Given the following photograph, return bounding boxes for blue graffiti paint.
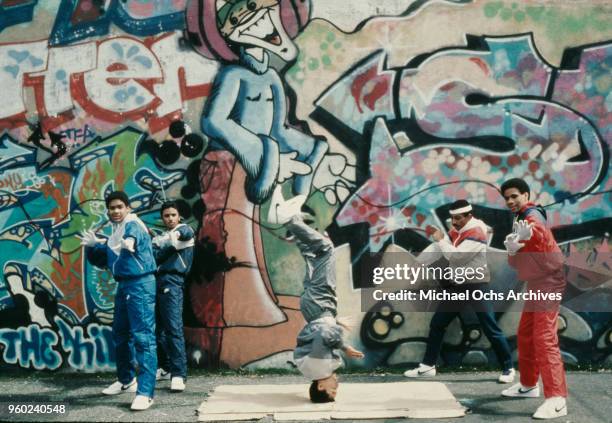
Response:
[49,0,185,46]
[0,325,62,370]
[57,319,114,370]
[0,0,38,32]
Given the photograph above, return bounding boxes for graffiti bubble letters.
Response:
[0,320,116,371]
[0,325,62,370]
[0,33,217,132]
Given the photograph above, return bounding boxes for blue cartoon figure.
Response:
[186,0,334,366]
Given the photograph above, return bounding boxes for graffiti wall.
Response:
[0,0,610,372]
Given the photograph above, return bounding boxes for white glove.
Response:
[121,238,135,253]
[514,220,534,241]
[503,233,524,256]
[169,230,194,250]
[152,233,172,248]
[77,230,105,247]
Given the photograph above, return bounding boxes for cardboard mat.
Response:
[197,382,466,421]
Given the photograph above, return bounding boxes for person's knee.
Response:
[132,330,156,351]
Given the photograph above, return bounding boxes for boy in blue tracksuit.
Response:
[78,191,157,411]
[152,201,194,392]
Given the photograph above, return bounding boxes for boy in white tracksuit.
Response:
[404,200,514,383]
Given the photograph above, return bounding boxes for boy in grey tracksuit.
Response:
[269,187,363,403]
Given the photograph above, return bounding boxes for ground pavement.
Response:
[0,370,610,422]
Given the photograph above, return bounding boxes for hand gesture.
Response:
[504,233,524,255]
[514,220,534,241]
[77,230,105,247]
[152,233,171,248]
[344,345,364,359]
[278,151,312,183]
[432,228,444,242]
[169,230,194,250]
[121,238,135,253]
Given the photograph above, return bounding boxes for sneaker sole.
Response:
[102,387,137,395]
[533,410,567,419]
[501,391,540,398]
[404,374,436,378]
[131,402,154,411]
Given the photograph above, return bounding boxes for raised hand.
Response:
[504,233,524,255]
[514,220,534,241]
[77,230,105,247]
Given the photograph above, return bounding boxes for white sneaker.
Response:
[403,363,436,378]
[533,397,567,419]
[156,368,171,381]
[102,378,137,395]
[498,368,516,384]
[501,382,540,398]
[267,186,306,225]
[170,376,185,392]
[131,395,154,411]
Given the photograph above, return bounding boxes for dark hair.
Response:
[500,178,530,199]
[160,200,180,217]
[309,380,335,403]
[105,191,130,208]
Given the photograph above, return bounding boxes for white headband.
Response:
[449,205,472,215]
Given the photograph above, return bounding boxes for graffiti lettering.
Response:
[58,125,97,144]
[0,172,24,191]
[57,319,114,371]
[50,0,187,46]
[0,33,217,133]
[0,325,62,370]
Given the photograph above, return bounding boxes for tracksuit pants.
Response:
[518,309,568,397]
[113,275,157,397]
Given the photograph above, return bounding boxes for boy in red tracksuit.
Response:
[500,178,567,420]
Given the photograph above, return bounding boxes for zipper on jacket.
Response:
[178,253,187,270]
[131,252,144,271]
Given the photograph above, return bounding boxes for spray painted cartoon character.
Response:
[185,0,326,366]
[191,0,327,203]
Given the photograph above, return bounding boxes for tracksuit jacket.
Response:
[86,213,157,397]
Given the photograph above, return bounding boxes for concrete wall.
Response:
[0,0,610,371]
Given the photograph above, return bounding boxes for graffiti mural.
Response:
[0,0,610,372]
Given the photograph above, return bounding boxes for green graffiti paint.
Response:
[484,1,503,18]
[500,7,513,21]
[525,6,544,21]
